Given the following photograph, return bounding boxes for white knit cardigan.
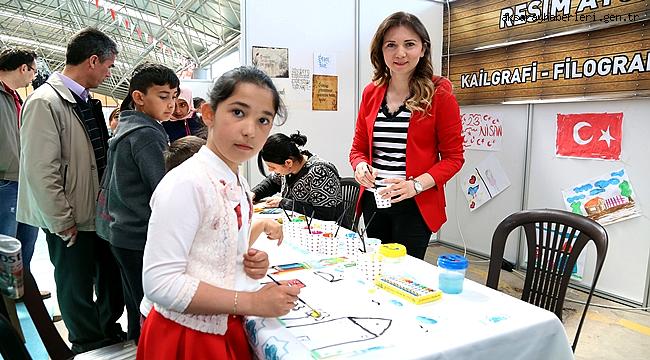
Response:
[150,150,251,335]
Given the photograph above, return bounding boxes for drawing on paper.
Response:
[562,168,642,225]
[252,46,289,78]
[314,270,344,282]
[462,154,511,211]
[283,316,391,357]
[461,113,503,151]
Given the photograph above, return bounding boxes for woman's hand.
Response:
[378,178,417,203]
[264,196,282,208]
[354,162,377,188]
[243,248,270,279]
[252,283,300,317]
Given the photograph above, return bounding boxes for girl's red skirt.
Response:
[136,309,252,360]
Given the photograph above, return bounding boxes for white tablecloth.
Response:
[246,218,574,360]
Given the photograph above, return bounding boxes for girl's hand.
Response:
[264,196,282,208]
[263,219,284,245]
[253,283,301,317]
[354,162,377,188]
[378,178,417,203]
[243,248,270,279]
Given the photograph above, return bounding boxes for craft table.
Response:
[246,216,574,360]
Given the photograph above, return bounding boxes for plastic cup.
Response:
[437,254,469,294]
[305,231,323,254]
[356,252,383,283]
[364,238,382,254]
[0,235,24,299]
[317,221,338,235]
[373,187,392,208]
[320,233,338,256]
[342,233,361,257]
[284,218,305,242]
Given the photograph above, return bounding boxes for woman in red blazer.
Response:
[350,12,464,259]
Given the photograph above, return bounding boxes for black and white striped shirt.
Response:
[372,102,411,184]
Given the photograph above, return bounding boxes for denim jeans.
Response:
[0,179,39,268]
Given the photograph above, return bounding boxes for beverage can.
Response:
[0,235,24,299]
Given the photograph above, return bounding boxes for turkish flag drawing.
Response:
[556,113,623,160]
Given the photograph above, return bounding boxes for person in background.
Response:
[193,96,206,111]
[252,132,343,222]
[108,107,120,136]
[0,48,41,271]
[350,12,464,259]
[137,66,299,360]
[162,85,207,141]
[164,135,206,172]
[97,62,179,343]
[18,28,125,353]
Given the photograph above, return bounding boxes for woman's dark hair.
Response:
[207,66,287,125]
[257,132,311,175]
[120,62,180,111]
[369,12,435,113]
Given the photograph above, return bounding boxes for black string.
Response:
[305,209,315,234]
[358,211,377,253]
[333,201,351,237]
[279,203,292,222]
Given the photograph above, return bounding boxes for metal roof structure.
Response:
[0,0,240,99]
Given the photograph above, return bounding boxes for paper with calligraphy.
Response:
[461,113,503,151]
[313,52,336,76]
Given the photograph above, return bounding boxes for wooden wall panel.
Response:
[443,21,650,105]
[444,0,648,54]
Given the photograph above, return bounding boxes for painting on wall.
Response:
[312,75,338,111]
[462,154,511,211]
[562,168,642,225]
[252,46,289,78]
[556,112,623,160]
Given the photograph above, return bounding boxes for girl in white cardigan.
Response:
[137,66,299,360]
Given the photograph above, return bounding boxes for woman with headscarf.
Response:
[162,85,208,142]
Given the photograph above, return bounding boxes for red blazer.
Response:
[349,77,465,232]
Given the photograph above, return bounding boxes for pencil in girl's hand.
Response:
[267,274,321,318]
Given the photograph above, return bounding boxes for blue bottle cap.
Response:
[437,254,469,270]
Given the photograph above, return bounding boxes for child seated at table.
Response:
[252,132,344,222]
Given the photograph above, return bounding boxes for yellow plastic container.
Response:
[379,243,407,258]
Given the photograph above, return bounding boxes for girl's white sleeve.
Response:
[142,175,202,313]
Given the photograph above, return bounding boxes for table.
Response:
[246,216,574,360]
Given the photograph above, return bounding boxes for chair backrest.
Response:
[22,270,74,360]
[0,300,32,360]
[486,209,608,352]
[339,177,361,231]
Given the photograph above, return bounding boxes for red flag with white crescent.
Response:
[556,113,623,160]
